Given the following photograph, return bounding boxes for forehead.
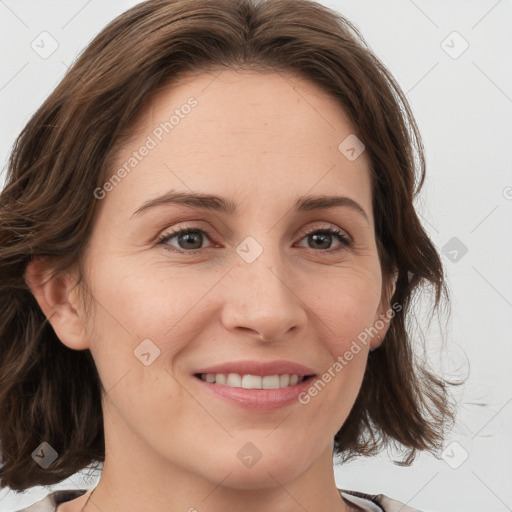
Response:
[104,69,373,218]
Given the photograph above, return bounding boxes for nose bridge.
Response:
[234,232,290,302]
[220,231,305,339]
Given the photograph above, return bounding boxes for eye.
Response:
[156,223,352,255]
[157,226,212,254]
[296,224,352,253]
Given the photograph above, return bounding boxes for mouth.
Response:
[191,360,318,409]
[193,372,316,389]
[192,372,317,410]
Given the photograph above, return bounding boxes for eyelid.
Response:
[301,221,352,243]
[156,221,215,246]
[156,220,350,239]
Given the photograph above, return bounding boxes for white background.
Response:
[0,1,511,511]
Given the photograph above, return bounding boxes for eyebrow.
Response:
[131,191,369,223]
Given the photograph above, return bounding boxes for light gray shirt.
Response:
[16,488,422,512]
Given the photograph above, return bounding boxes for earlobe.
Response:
[369,312,389,351]
[370,270,399,351]
[388,268,398,300]
[24,257,90,350]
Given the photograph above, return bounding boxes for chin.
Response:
[218,463,308,491]
[196,440,315,490]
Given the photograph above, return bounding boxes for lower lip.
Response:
[193,375,316,410]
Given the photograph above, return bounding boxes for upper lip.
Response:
[193,360,316,378]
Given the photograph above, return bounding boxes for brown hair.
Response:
[0,0,460,491]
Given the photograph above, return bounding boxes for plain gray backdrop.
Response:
[0,1,511,511]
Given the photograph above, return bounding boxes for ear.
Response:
[370,268,399,351]
[24,256,90,350]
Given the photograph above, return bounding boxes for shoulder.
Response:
[15,490,88,512]
[340,488,423,512]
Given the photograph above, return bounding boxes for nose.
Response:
[220,247,307,345]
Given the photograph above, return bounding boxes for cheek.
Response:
[304,278,378,417]
[310,269,382,353]
[90,254,214,333]
[85,260,221,386]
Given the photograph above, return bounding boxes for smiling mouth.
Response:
[194,372,315,389]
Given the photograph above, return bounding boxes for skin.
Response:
[25,69,395,512]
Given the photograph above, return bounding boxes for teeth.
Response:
[226,373,242,387]
[242,374,262,389]
[262,375,280,389]
[199,372,306,389]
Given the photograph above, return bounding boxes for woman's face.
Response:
[51,70,393,488]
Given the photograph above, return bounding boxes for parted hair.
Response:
[0,0,459,491]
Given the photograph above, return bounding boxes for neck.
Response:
[82,398,354,512]
[88,453,353,512]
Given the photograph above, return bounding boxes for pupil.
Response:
[180,232,202,250]
[311,233,330,249]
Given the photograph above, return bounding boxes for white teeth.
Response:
[226,373,242,387]
[262,375,280,389]
[199,372,306,389]
[242,374,262,389]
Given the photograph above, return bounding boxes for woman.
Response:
[0,1,459,511]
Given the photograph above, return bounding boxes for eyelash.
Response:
[156,223,352,255]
